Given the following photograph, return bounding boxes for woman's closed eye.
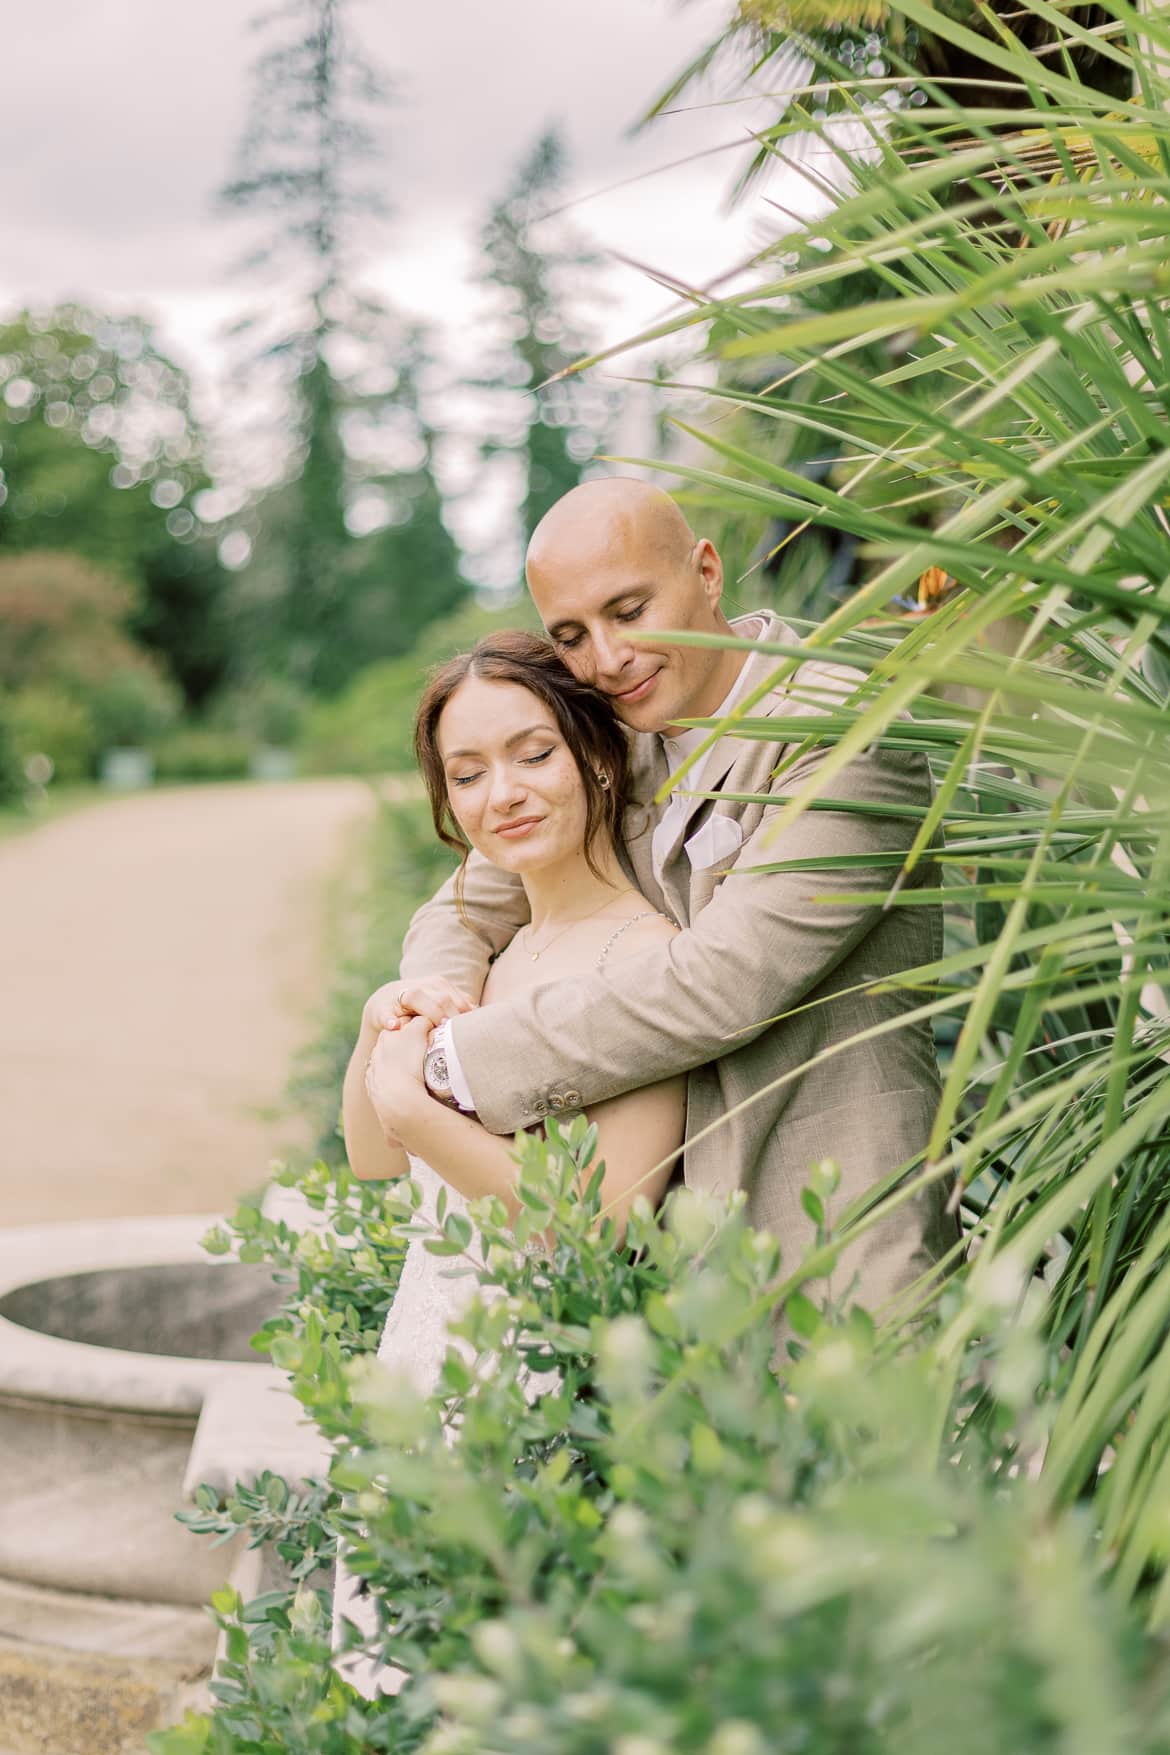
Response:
[450,748,553,788]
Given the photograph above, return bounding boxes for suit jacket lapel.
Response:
[621,732,670,909]
[621,612,811,918]
[655,612,798,882]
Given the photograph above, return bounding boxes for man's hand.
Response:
[364,1016,432,1137]
[362,976,478,1034]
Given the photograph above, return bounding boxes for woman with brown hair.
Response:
[343,629,684,1225]
[332,631,684,1695]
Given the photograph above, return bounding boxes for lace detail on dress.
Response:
[372,1154,484,1393]
[332,1155,554,1698]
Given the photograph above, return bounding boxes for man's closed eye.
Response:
[558,606,645,651]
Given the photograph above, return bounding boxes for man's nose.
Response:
[592,625,635,681]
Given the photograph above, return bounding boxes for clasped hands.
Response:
[361,976,477,1143]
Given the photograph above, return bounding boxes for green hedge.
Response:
[155,1129,1170,1755]
[152,729,253,783]
[285,796,457,1166]
[5,685,97,784]
[0,702,27,803]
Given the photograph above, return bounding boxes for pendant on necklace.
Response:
[530,950,540,961]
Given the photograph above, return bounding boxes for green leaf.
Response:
[786,1292,822,1339]
[644,1293,683,1340]
[269,1336,303,1371]
[443,1211,473,1249]
[800,1187,825,1227]
[690,1422,727,1476]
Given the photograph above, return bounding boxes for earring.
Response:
[596,770,611,791]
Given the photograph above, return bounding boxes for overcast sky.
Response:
[4,2,781,352]
[5,0,808,570]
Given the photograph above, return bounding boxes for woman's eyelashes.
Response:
[449,748,554,789]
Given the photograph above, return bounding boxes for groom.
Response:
[393,477,956,1316]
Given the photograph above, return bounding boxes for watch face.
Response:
[425,1048,451,1093]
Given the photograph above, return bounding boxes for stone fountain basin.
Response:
[0,1215,327,1607]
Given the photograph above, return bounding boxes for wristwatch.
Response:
[422,1042,460,1108]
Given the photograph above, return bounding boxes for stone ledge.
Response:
[183,1370,332,1501]
[0,1627,211,1755]
[0,1578,214,1665]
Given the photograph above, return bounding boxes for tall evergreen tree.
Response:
[343,330,468,667]
[220,0,466,691]
[475,129,612,560]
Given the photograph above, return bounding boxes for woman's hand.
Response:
[363,1016,433,1137]
[362,976,478,1034]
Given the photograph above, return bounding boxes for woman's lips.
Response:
[615,671,659,704]
[495,816,542,839]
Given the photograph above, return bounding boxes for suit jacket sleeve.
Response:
[449,739,935,1131]
[399,848,531,992]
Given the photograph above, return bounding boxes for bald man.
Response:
[392,479,956,1323]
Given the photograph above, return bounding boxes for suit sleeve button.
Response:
[562,1089,582,1108]
[548,1094,565,1111]
[532,1097,549,1116]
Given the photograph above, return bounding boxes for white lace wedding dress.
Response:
[330,1155,537,1698]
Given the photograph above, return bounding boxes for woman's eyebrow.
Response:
[444,724,556,761]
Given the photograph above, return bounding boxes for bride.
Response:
[331,630,685,1695]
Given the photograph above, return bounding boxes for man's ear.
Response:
[694,538,724,612]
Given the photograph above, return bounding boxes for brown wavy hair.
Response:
[414,630,630,890]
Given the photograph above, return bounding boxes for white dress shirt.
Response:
[651,615,763,886]
[435,615,765,1111]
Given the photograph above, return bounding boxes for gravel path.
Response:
[0,779,374,1227]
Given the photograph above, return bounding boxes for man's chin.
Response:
[613,701,665,733]
[610,675,676,733]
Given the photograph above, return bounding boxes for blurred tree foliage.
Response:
[0,306,230,706]
[301,592,542,778]
[474,128,613,552]
[0,551,148,695]
[341,334,467,664]
[0,550,181,775]
[219,0,468,694]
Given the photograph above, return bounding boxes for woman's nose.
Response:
[489,764,526,810]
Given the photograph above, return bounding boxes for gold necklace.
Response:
[523,890,637,962]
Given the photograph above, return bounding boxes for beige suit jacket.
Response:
[399,612,957,1314]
